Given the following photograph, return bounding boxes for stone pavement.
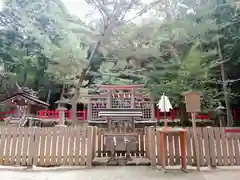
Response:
[0,166,239,180]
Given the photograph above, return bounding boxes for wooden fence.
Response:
[95,127,240,167]
[0,126,240,167]
[0,126,96,167]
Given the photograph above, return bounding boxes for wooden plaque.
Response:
[182,91,201,113]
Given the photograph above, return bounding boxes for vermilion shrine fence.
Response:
[1,108,240,121]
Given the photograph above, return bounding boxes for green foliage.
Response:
[0,0,240,115]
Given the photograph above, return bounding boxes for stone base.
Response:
[92,157,150,166]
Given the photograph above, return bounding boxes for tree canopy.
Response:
[1,0,240,125]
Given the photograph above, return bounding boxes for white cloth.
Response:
[156,93,173,112]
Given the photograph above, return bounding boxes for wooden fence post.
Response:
[148,126,156,166]
[92,126,97,159]
[86,126,93,167]
[144,127,149,158]
[207,127,217,168]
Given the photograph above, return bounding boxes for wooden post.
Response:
[87,102,92,120]
[148,126,156,166]
[107,89,112,108]
[192,112,200,171]
[131,88,135,108]
[151,98,155,121]
[86,126,93,167]
[27,105,32,127]
[182,91,201,171]
[144,127,149,158]
[92,126,97,159]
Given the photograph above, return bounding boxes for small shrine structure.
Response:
[87,84,156,127]
[0,84,49,126]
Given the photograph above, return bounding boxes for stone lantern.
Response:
[55,98,70,126]
[215,102,226,127]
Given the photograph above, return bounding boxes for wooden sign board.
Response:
[182,91,201,113]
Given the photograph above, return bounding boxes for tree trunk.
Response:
[216,36,233,126]
[45,89,51,110]
[71,41,102,124]
[179,101,189,127]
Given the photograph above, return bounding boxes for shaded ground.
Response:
[0,166,240,180]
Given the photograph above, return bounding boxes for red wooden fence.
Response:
[1,108,240,121]
[36,110,87,120]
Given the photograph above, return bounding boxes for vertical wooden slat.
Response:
[45,128,52,166]
[213,128,223,166]
[233,137,240,165]
[197,128,204,166]
[148,127,156,166]
[186,128,192,165]
[168,134,174,166]
[56,127,64,166]
[97,128,101,157]
[74,127,81,165]
[173,134,180,165]
[92,126,97,159]
[51,127,58,166]
[156,130,161,165]
[68,127,75,166]
[164,133,168,166]
[102,129,107,157]
[208,127,217,167]
[80,127,87,165]
[10,127,18,165]
[21,128,29,166]
[39,128,46,166]
[192,129,197,166]
[0,128,6,165]
[15,128,23,165]
[135,129,140,157]
[227,137,235,165]
[144,127,148,158]
[62,127,69,165]
[27,128,35,166]
[220,128,228,166]
[33,128,40,166]
[140,129,144,156]
[4,127,12,165]
[202,127,210,166]
[86,126,93,167]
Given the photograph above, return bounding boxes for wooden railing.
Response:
[1,108,240,121]
[36,110,87,120]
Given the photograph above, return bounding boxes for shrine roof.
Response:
[0,92,49,107]
[97,84,144,89]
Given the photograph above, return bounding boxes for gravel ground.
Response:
[0,166,240,180]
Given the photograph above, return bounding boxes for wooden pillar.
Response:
[107,89,112,108]
[131,88,135,108]
[148,126,156,166]
[151,98,155,121]
[87,101,92,120]
[26,105,32,127]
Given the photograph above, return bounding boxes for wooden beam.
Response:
[97,84,144,89]
[83,93,150,99]
[90,101,151,104]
